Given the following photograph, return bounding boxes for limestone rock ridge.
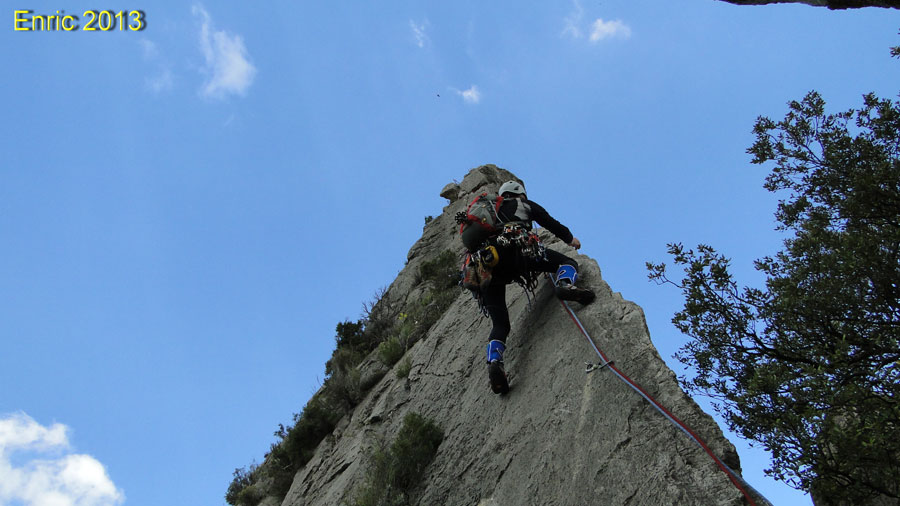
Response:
[274,164,766,506]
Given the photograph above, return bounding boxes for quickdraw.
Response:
[584,360,614,374]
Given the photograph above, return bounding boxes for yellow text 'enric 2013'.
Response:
[14,10,145,32]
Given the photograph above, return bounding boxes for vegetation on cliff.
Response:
[225,248,460,505]
[347,412,445,506]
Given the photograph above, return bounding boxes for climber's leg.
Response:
[482,281,511,345]
[481,280,510,394]
[529,250,595,305]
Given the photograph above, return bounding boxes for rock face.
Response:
[719,0,900,9]
[281,165,763,506]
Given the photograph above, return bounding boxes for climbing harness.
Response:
[497,223,547,309]
[554,279,772,506]
[460,223,548,313]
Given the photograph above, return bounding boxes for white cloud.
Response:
[457,85,481,104]
[562,0,584,39]
[410,20,429,48]
[0,412,124,506]
[193,5,256,99]
[0,412,69,452]
[139,39,175,94]
[147,68,175,93]
[562,1,631,43]
[589,18,631,42]
[139,38,158,60]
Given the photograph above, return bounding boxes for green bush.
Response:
[362,288,398,343]
[349,412,444,506]
[326,346,366,377]
[326,367,363,408]
[396,285,459,348]
[335,320,366,349]
[234,484,263,506]
[225,465,258,506]
[268,394,344,498]
[389,413,444,490]
[417,288,457,333]
[417,250,459,290]
[348,445,399,506]
[395,356,412,379]
[377,335,406,367]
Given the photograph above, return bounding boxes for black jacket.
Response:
[496,198,574,245]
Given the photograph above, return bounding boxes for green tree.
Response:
[647,91,900,504]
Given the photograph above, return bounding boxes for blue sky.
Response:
[1,1,898,505]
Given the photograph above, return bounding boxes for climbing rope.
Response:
[557,296,773,506]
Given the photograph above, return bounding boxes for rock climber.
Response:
[478,180,595,394]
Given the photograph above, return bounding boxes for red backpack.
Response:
[457,192,504,252]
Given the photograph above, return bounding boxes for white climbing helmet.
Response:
[498,180,526,198]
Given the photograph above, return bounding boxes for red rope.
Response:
[558,299,760,506]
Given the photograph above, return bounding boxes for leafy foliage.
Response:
[377,335,406,367]
[417,249,460,290]
[225,465,261,506]
[395,356,412,379]
[326,320,369,375]
[648,91,900,503]
[267,394,345,498]
[349,412,444,506]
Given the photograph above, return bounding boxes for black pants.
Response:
[482,248,578,343]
